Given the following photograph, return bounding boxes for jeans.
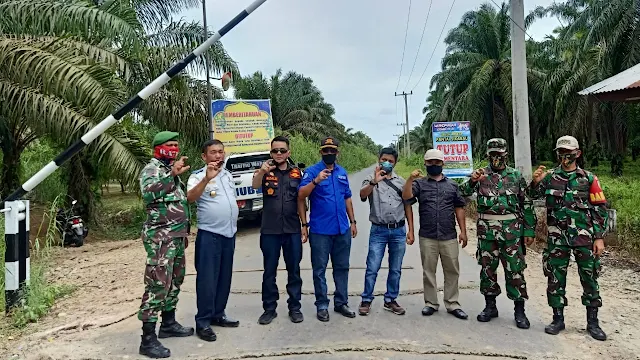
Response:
[309,231,352,310]
[361,224,407,303]
[194,229,235,330]
[260,233,303,312]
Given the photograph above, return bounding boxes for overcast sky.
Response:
[180,0,560,147]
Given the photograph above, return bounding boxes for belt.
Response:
[372,220,405,229]
[478,213,517,220]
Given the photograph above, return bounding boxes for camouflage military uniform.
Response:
[460,166,535,301]
[460,138,536,328]
[528,135,608,341]
[138,157,190,323]
[528,167,608,309]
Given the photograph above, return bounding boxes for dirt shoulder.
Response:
[464,220,640,360]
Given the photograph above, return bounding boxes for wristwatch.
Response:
[350,220,357,224]
[301,223,309,227]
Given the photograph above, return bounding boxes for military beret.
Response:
[152,131,179,147]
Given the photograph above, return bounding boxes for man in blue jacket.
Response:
[298,136,358,322]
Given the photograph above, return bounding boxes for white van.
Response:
[225,151,306,221]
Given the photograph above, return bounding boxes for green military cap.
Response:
[486,138,507,154]
[152,131,179,147]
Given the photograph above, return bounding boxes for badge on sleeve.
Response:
[267,188,275,195]
[589,176,607,204]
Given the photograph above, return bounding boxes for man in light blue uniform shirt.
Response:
[298,136,358,322]
[187,139,239,342]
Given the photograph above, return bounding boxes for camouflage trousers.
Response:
[138,236,186,322]
[476,218,528,301]
[542,242,602,308]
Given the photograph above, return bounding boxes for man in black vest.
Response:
[252,136,307,325]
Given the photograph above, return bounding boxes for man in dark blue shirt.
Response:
[298,136,358,322]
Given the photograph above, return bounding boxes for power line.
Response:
[487,0,534,41]
[395,0,413,92]
[409,0,456,92]
[403,0,433,91]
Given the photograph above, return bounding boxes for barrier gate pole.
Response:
[2,0,268,311]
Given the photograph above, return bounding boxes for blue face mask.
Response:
[380,161,394,174]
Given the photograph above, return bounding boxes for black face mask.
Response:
[426,165,442,176]
[489,155,507,170]
[322,153,337,165]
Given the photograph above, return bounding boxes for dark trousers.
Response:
[309,231,352,310]
[260,233,303,312]
[194,229,235,330]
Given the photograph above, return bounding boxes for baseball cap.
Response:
[424,149,444,161]
[554,135,579,151]
[152,131,179,147]
[486,138,507,154]
[320,136,339,149]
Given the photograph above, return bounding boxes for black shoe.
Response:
[586,306,607,341]
[448,308,468,320]
[211,315,239,327]
[317,309,329,322]
[422,306,437,316]
[477,295,499,322]
[334,304,356,318]
[258,310,277,325]
[139,322,171,358]
[158,311,194,338]
[514,301,530,329]
[196,327,217,342]
[289,309,304,323]
[544,307,566,335]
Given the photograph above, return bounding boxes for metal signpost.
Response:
[2,0,268,312]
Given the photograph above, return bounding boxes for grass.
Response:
[394,154,640,257]
[0,196,76,331]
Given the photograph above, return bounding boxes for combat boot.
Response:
[158,310,194,338]
[513,300,530,329]
[544,307,565,335]
[586,306,607,341]
[477,295,499,322]
[139,322,171,358]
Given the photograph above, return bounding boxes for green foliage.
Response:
[0,197,76,328]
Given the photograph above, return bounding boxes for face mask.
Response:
[154,145,179,161]
[489,155,507,169]
[380,161,394,174]
[426,165,443,176]
[558,153,577,167]
[322,153,337,165]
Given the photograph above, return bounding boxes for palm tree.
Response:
[427,2,545,155]
[234,69,346,141]
[0,0,237,218]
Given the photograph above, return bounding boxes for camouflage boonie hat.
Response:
[486,138,507,154]
[554,135,579,151]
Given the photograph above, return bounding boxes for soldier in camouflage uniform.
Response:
[137,131,194,358]
[528,135,607,341]
[460,138,536,329]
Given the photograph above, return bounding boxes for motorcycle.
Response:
[55,200,88,247]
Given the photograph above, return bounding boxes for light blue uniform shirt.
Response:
[187,167,239,238]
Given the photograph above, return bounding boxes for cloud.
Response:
[179,0,560,146]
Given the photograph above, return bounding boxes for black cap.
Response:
[320,136,339,149]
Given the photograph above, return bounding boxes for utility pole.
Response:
[396,122,406,157]
[395,91,413,157]
[393,134,401,150]
[510,0,532,180]
[202,0,214,140]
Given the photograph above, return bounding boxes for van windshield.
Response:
[225,154,272,173]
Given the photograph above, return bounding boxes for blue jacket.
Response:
[299,161,352,235]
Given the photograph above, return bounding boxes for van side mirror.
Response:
[297,162,306,169]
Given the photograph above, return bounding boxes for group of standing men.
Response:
[134,130,609,359]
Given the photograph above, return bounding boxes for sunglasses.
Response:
[321,148,338,154]
[270,148,288,154]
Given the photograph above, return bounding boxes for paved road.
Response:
[25,166,566,360]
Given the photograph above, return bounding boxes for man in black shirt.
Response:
[252,136,308,325]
